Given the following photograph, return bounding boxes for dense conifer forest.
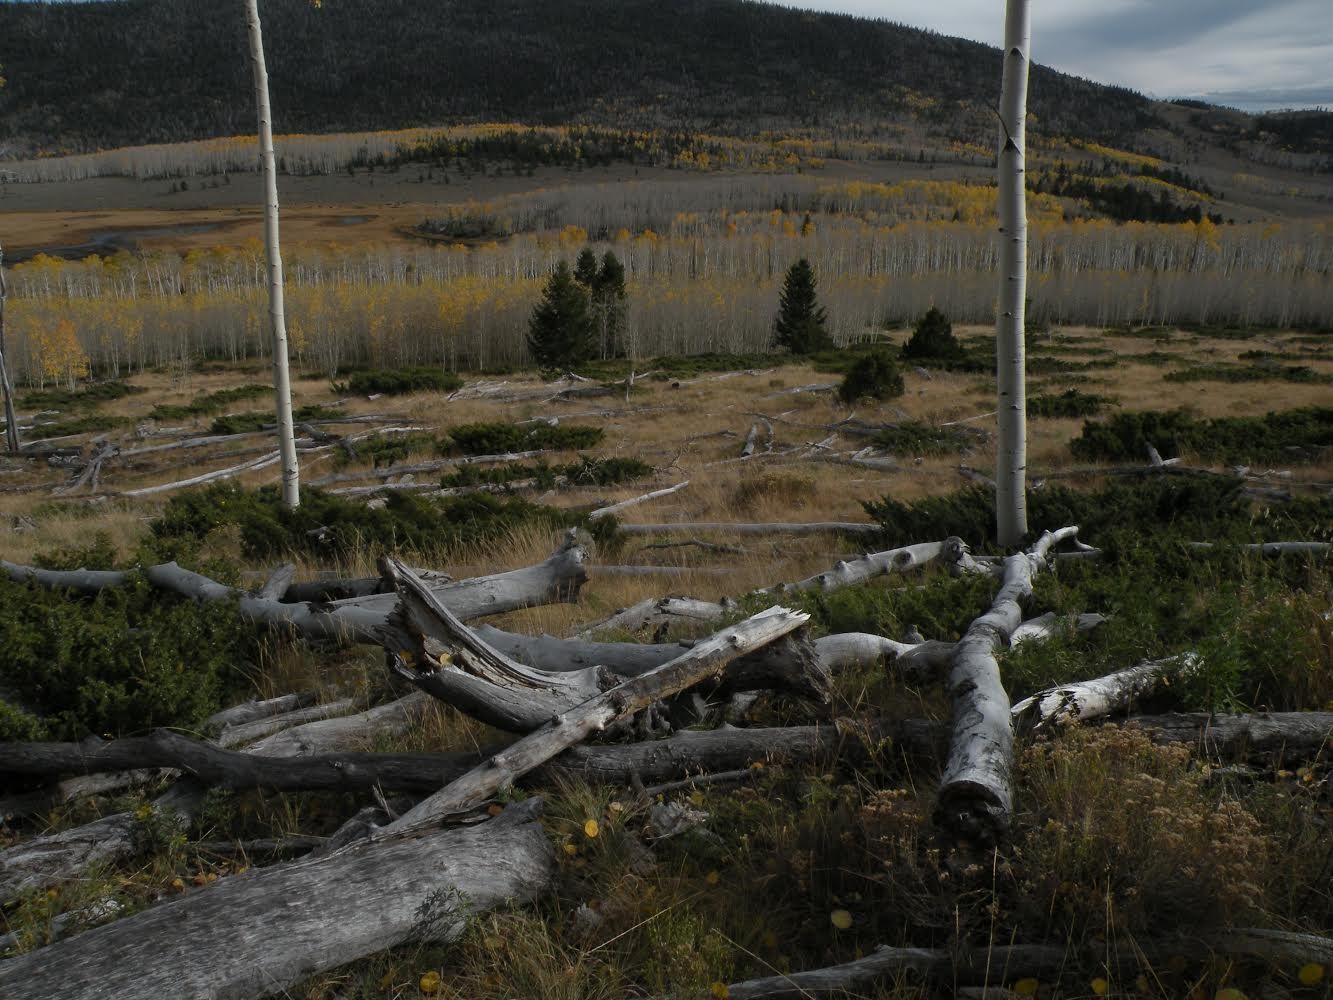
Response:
[0,0,1162,153]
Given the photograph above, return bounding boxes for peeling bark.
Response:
[1011,654,1195,731]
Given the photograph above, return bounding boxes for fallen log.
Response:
[1011,654,1196,731]
[0,800,554,1000]
[935,526,1079,843]
[717,943,1068,999]
[377,604,811,837]
[0,693,431,904]
[1125,711,1333,763]
[204,690,317,730]
[1185,540,1331,557]
[2,529,590,642]
[587,480,690,520]
[617,521,881,538]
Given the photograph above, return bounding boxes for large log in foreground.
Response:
[0,801,554,1000]
[935,526,1078,842]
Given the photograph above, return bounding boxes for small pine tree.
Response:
[902,307,964,362]
[527,261,594,369]
[772,258,832,355]
[838,350,905,404]
[573,247,600,290]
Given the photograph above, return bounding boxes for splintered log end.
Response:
[933,781,1010,845]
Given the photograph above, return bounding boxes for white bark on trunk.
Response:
[0,243,20,454]
[244,0,300,508]
[994,0,1031,547]
[935,526,1077,841]
[1011,653,1197,731]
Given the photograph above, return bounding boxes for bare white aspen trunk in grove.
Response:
[994,0,1031,546]
[245,0,300,508]
[0,244,20,454]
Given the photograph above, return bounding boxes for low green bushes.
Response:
[837,351,904,404]
[1069,406,1333,464]
[149,483,588,562]
[1027,389,1114,419]
[1164,362,1330,384]
[444,422,603,456]
[148,384,271,421]
[337,367,464,395]
[440,455,652,489]
[872,422,972,456]
[208,404,341,435]
[18,380,144,410]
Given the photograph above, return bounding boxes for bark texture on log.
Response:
[379,605,810,837]
[1011,654,1195,731]
[0,802,554,1000]
[721,943,1066,999]
[1125,712,1333,762]
[935,526,1078,842]
[617,521,880,537]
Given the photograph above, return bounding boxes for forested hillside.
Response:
[0,0,1158,154]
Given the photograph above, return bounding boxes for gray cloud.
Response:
[781,0,1332,109]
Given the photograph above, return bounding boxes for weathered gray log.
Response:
[935,526,1078,842]
[0,769,162,822]
[764,539,952,596]
[380,559,618,732]
[617,521,880,537]
[2,530,590,642]
[216,697,358,748]
[1009,611,1107,646]
[204,690,317,730]
[378,605,811,837]
[0,729,478,794]
[718,943,1068,999]
[0,800,554,1000]
[1125,712,1333,763]
[0,694,429,904]
[1011,653,1196,731]
[588,480,690,520]
[575,596,736,638]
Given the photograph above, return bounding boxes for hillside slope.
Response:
[0,0,1157,154]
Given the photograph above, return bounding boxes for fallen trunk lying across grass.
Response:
[0,799,554,1000]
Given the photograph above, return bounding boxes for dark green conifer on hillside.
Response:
[772,257,833,355]
[528,261,595,368]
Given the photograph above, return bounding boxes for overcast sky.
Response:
[780,0,1333,112]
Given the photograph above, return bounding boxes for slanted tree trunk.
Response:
[0,242,19,454]
[994,0,1032,547]
[244,0,299,509]
[378,604,810,837]
[0,801,553,1000]
[1011,654,1197,731]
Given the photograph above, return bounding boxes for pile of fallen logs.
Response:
[1,528,1330,998]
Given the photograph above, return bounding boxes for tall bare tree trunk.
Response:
[244,0,300,508]
[0,244,20,454]
[994,0,1031,547]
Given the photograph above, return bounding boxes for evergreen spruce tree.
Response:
[593,250,627,358]
[772,258,832,355]
[902,306,964,362]
[528,261,594,368]
[573,247,600,290]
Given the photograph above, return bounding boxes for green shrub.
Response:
[443,422,603,456]
[337,367,464,396]
[0,565,246,740]
[1027,389,1114,419]
[17,380,144,411]
[337,431,440,469]
[24,414,127,439]
[901,307,964,363]
[837,351,904,404]
[1164,363,1330,384]
[150,483,588,561]
[208,404,341,435]
[1070,407,1333,465]
[148,384,271,421]
[872,422,973,456]
[440,455,652,490]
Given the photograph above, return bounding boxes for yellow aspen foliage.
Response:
[33,318,90,388]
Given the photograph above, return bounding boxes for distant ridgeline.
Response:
[0,0,1156,154]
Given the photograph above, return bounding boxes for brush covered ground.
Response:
[1,323,1332,999]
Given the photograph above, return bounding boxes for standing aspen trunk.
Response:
[244,0,300,508]
[994,0,1031,547]
[0,243,20,454]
